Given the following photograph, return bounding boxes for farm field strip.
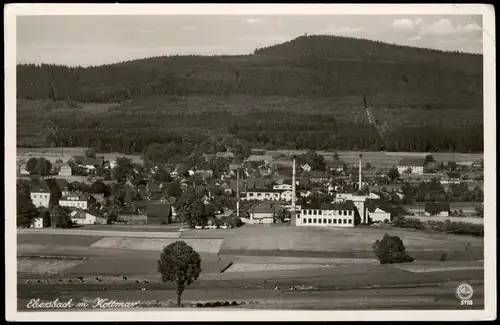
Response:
[224,263,334,273]
[17,258,84,275]
[393,265,484,273]
[17,229,181,239]
[17,234,104,247]
[90,237,223,254]
[224,255,380,265]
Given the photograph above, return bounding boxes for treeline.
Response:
[18,109,483,153]
[16,36,482,110]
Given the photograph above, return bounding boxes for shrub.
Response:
[391,216,426,230]
[195,303,203,308]
[222,301,230,306]
[372,234,415,264]
[231,301,238,306]
[213,301,222,307]
[426,220,483,237]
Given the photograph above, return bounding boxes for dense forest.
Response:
[16,35,483,154]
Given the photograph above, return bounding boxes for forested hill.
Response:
[17,35,482,108]
[16,35,484,154]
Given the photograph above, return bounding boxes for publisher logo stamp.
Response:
[456,283,474,305]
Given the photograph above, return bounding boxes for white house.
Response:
[397,158,425,175]
[366,192,381,200]
[248,202,275,224]
[83,158,104,171]
[299,190,314,198]
[394,191,405,200]
[30,181,51,208]
[273,184,293,191]
[20,165,30,175]
[31,217,45,229]
[368,207,391,223]
[242,189,284,201]
[58,164,73,177]
[70,210,107,225]
[279,190,294,202]
[61,186,70,197]
[59,192,91,210]
[301,164,312,172]
[296,201,357,228]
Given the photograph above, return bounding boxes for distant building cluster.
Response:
[17,147,484,229]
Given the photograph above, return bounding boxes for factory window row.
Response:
[302,218,352,225]
[302,209,352,216]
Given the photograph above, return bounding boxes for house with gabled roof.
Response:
[30,180,51,208]
[325,159,345,172]
[219,182,232,194]
[194,169,214,180]
[248,202,276,224]
[366,200,393,223]
[83,158,104,170]
[307,171,329,183]
[147,201,172,224]
[397,157,426,175]
[70,209,107,225]
[216,151,235,159]
[71,155,86,165]
[58,163,73,176]
[446,172,461,184]
[425,202,450,217]
[301,163,312,172]
[59,192,92,210]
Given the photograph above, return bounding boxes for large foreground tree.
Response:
[157,241,202,307]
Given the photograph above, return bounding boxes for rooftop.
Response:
[245,188,285,193]
[30,180,51,194]
[251,202,276,214]
[398,157,426,167]
[83,157,104,166]
[425,202,451,213]
[147,202,172,218]
[60,192,90,201]
[302,200,357,211]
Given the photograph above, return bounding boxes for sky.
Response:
[16,14,484,67]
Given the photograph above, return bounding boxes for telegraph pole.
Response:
[236,168,240,218]
[291,158,297,225]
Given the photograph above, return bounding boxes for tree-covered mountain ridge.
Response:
[17,35,482,110]
[16,35,484,154]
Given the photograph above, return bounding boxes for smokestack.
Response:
[236,168,240,218]
[291,158,296,224]
[358,153,362,193]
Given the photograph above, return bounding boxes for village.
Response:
[16,147,485,231]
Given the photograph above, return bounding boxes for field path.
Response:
[18,229,181,239]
